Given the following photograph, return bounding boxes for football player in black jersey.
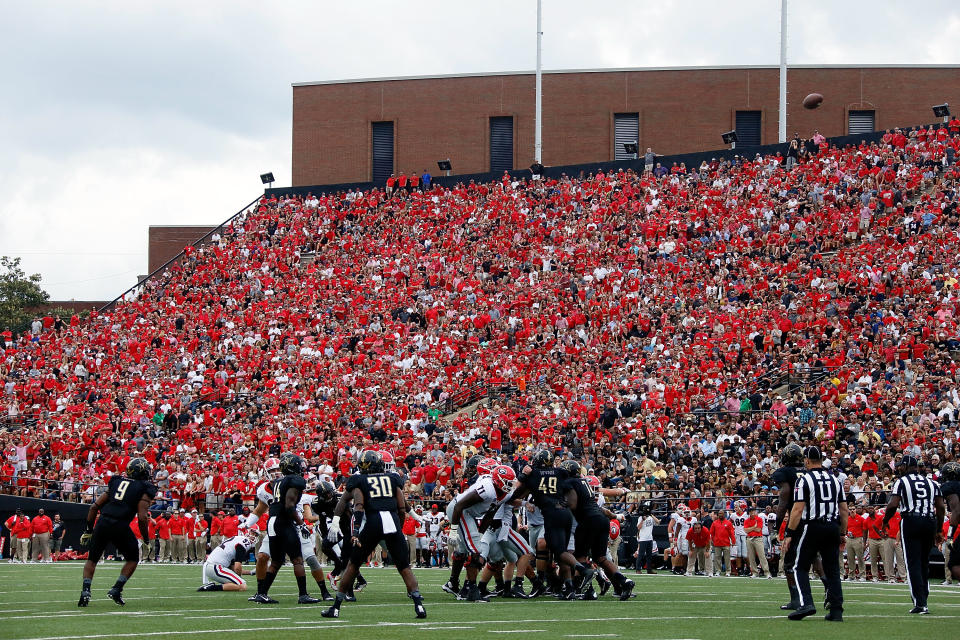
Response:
[512,449,594,600]
[322,450,426,619]
[250,452,320,605]
[561,460,635,601]
[941,462,960,581]
[442,454,483,597]
[78,458,157,607]
[773,443,830,610]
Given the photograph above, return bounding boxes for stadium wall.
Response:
[291,65,960,186]
[148,225,218,274]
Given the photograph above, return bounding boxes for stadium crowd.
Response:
[2,121,960,565]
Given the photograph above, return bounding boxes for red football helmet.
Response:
[477,457,499,476]
[609,519,621,540]
[263,458,281,479]
[490,465,516,495]
[586,475,601,489]
[380,450,396,472]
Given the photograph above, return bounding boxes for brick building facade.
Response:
[291,65,960,186]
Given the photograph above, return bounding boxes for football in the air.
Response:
[802,92,824,109]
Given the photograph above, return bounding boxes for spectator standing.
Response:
[420,169,431,191]
[31,507,53,562]
[644,148,656,173]
[709,510,735,577]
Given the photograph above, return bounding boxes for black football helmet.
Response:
[559,459,582,477]
[532,449,555,468]
[465,455,483,477]
[780,443,804,468]
[127,457,152,481]
[317,479,337,501]
[358,450,383,473]
[941,461,960,482]
[279,452,304,476]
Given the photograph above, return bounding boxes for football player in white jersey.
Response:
[198,525,257,592]
[730,500,749,576]
[421,504,446,567]
[448,463,514,602]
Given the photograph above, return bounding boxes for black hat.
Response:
[899,455,919,469]
[804,446,822,462]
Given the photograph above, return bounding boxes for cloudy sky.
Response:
[1,0,958,300]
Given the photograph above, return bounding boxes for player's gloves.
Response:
[328,516,341,543]
[351,509,364,539]
[298,525,311,540]
[79,532,93,548]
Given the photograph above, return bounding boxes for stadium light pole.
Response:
[778,0,788,143]
[535,0,543,164]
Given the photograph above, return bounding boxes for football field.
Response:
[0,563,957,640]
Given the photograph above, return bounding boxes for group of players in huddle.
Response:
[73,443,960,621]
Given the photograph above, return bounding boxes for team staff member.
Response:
[5,508,31,562]
[709,510,735,577]
[844,504,868,581]
[210,511,224,549]
[882,456,945,614]
[31,508,53,562]
[51,513,66,555]
[156,511,172,562]
[865,506,886,581]
[781,446,845,622]
[78,458,157,607]
[883,512,906,582]
[169,509,186,562]
[744,507,771,578]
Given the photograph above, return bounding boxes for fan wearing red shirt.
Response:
[685,522,711,576]
[709,511,736,577]
[422,462,439,496]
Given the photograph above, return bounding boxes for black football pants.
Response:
[792,521,843,610]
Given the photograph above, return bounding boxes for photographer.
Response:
[633,501,660,573]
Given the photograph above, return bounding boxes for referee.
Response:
[882,455,945,615]
[781,446,846,622]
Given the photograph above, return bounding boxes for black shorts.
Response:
[349,511,410,571]
[542,508,573,557]
[574,515,610,561]
[268,519,302,565]
[88,517,140,563]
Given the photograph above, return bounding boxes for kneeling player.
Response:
[322,450,426,619]
[198,525,257,592]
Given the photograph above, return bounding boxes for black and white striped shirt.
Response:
[794,469,843,522]
[892,473,941,518]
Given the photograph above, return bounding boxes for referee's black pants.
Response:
[792,521,843,610]
[900,515,935,608]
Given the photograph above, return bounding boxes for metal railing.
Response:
[98,195,262,312]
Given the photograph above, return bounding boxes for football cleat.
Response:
[354,578,367,592]
[466,586,489,602]
[909,606,929,614]
[248,593,279,604]
[528,580,546,598]
[326,572,339,588]
[78,590,91,607]
[410,593,427,619]
[787,604,816,620]
[618,579,635,601]
[780,599,799,611]
[320,606,340,618]
[107,588,125,606]
[824,609,843,622]
[343,593,357,602]
[582,586,598,600]
[298,594,321,604]
[597,575,612,596]
[442,580,460,596]
[577,567,596,594]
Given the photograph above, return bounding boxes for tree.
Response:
[0,256,49,331]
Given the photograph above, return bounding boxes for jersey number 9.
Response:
[114,480,130,501]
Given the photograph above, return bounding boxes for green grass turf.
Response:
[0,562,957,640]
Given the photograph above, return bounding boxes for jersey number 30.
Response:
[114,480,130,501]
[367,476,393,498]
